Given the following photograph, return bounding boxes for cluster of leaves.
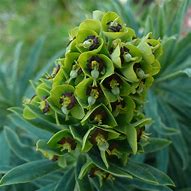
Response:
[0,38,65,191]
[142,0,191,190]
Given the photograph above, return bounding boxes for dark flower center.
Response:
[109,142,119,151]
[57,137,77,150]
[42,100,50,113]
[134,63,148,79]
[107,20,122,32]
[111,100,125,111]
[120,46,131,64]
[103,74,123,97]
[60,92,76,110]
[83,35,99,51]
[87,56,105,79]
[104,74,122,88]
[40,96,50,113]
[86,86,101,99]
[87,56,104,72]
[137,127,145,142]
[90,129,108,144]
[86,86,102,106]
[90,109,107,125]
[69,63,82,81]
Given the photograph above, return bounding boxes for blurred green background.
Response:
[0,0,113,62]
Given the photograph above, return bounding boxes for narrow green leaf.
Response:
[0,160,60,186]
[12,42,23,89]
[0,166,12,174]
[144,138,171,153]
[54,168,75,191]
[158,4,166,38]
[171,0,189,34]
[126,126,137,154]
[8,113,51,141]
[36,183,57,191]
[0,131,10,166]
[144,16,154,36]
[4,126,41,161]
[75,156,94,191]
[182,68,191,77]
[88,150,132,179]
[158,99,189,169]
[20,37,45,95]
[116,161,158,185]
[22,104,60,133]
[128,160,175,186]
[117,178,173,191]
[78,161,93,180]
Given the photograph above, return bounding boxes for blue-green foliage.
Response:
[0,0,191,191]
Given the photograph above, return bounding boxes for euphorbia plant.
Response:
[0,11,174,190]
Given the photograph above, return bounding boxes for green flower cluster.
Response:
[23,11,162,183]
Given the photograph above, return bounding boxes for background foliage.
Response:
[0,0,191,190]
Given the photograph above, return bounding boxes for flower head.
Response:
[23,10,162,187]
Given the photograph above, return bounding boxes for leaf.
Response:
[81,104,117,127]
[54,168,75,191]
[170,0,189,35]
[75,156,94,191]
[157,4,166,38]
[182,68,191,77]
[47,129,71,148]
[22,104,60,133]
[117,161,158,185]
[126,126,137,154]
[137,35,155,65]
[0,130,10,166]
[156,148,169,172]
[12,42,23,89]
[78,161,93,180]
[0,166,12,174]
[4,126,41,161]
[88,150,133,179]
[36,183,57,191]
[36,140,65,160]
[127,160,175,186]
[20,37,45,95]
[143,138,171,153]
[144,16,154,36]
[79,19,101,34]
[0,160,60,186]
[157,99,189,169]
[144,91,179,135]
[8,108,51,140]
[117,178,173,191]
[145,164,175,187]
